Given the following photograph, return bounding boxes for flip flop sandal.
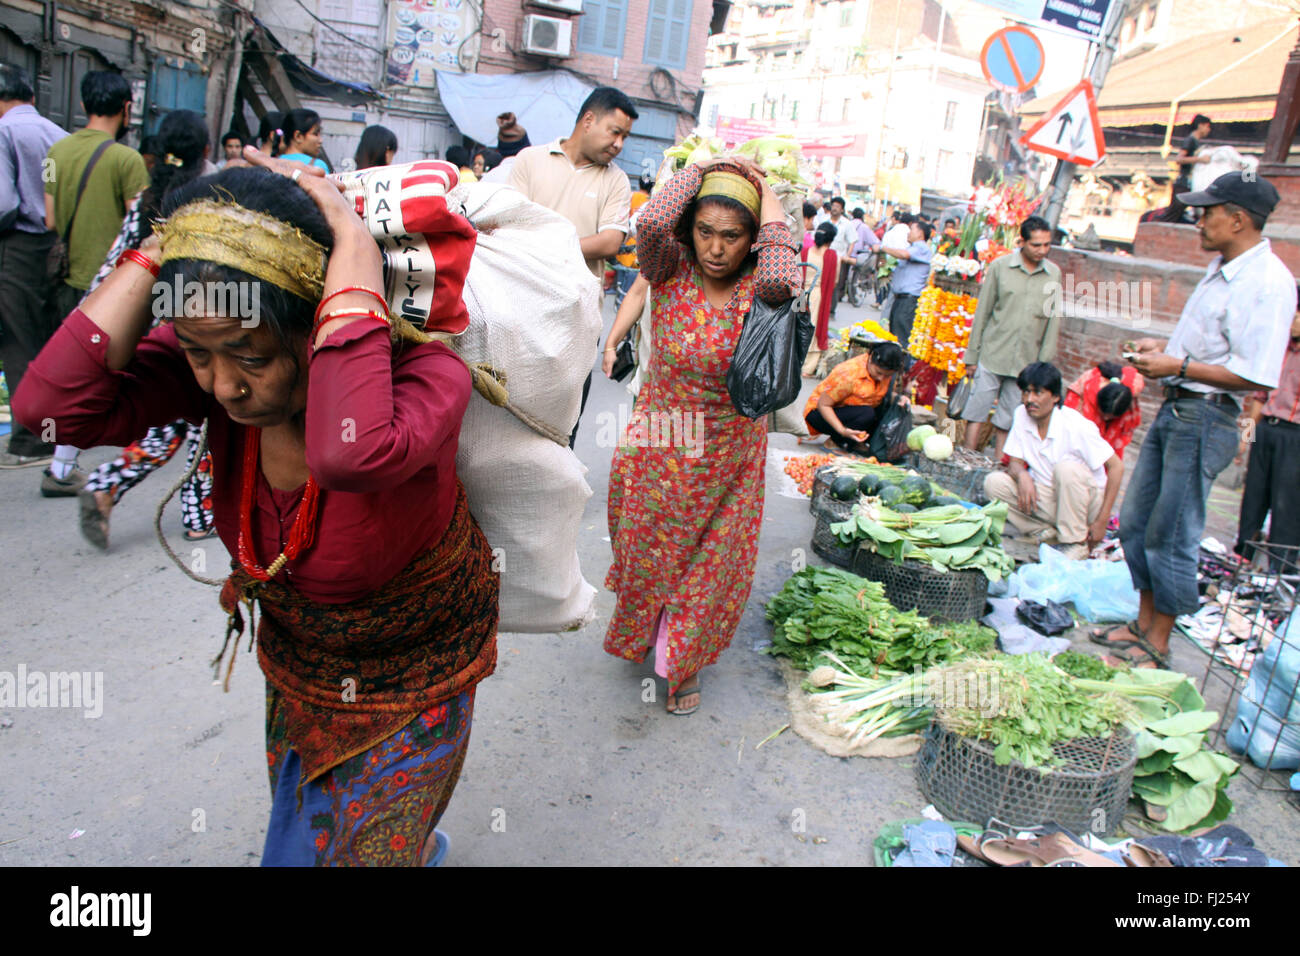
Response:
[668,678,701,716]
[184,527,218,541]
[1109,635,1172,670]
[78,489,110,551]
[1089,619,1146,648]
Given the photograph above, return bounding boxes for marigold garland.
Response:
[908,277,977,385]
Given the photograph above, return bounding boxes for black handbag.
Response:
[726,263,817,419]
[609,337,636,382]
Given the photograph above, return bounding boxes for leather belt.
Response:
[1163,385,1239,408]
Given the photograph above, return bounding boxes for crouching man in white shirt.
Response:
[984,362,1124,559]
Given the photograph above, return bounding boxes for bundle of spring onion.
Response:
[804,653,934,747]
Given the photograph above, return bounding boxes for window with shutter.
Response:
[644,0,694,70]
[578,0,628,58]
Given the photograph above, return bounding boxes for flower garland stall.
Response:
[904,178,1041,408]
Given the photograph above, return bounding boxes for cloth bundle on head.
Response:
[698,168,761,219]
[155,199,329,303]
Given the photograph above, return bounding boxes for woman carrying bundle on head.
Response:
[603,154,801,716]
[14,151,497,867]
[1063,359,1144,458]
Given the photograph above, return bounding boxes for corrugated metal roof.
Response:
[1022,17,1297,126]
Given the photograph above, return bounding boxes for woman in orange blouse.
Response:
[804,341,909,452]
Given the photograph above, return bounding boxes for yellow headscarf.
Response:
[698,170,761,220]
[154,199,328,303]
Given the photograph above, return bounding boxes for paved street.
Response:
[1,293,1296,866]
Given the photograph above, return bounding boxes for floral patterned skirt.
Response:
[603,394,766,691]
[261,688,474,866]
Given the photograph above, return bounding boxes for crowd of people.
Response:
[3,64,1299,866]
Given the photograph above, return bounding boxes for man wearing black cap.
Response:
[1093,172,1297,668]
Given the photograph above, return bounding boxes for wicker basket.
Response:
[851,547,988,622]
[808,465,840,516]
[931,273,981,297]
[811,513,857,567]
[903,451,995,505]
[915,721,1137,838]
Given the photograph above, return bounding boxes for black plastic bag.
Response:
[726,264,816,419]
[868,400,913,462]
[1015,599,1074,636]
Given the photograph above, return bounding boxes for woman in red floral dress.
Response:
[602,156,801,714]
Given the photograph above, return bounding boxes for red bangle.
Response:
[314,286,389,321]
[312,308,390,341]
[117,249,160,278]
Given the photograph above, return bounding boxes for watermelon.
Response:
[893,503,918,514]
[831,475,860,501]
[899,475,932,505]
[878,485,905,506]
[858,474,882,496]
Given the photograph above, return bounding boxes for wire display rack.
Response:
[1198,541,1300,792]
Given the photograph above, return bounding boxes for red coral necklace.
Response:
[237,426,320,581]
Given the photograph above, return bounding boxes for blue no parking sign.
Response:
[979,26,1046,94]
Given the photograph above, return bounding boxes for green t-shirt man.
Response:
[45,129,149,291]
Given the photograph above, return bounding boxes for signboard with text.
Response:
[972,0,1112,40]
[716,116,865,157]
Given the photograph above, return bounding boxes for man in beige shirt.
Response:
[508,86,636,280]
[960,215,1061,458]
[509,86,637,446]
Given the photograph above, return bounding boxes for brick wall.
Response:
[1134,219,1300,274]
[479,1,713,139]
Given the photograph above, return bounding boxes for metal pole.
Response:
[1041,0,1128,231]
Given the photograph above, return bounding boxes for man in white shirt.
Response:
[1095,171,1297,668]
[826,195,856,318]
[985,362,1123,560]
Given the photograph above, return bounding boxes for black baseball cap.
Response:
[1177,171,1280,220]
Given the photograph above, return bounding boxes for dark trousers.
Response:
[889,293,920,370]
[830,259,852,316]
[0,229,58,455]
[806,403,882,452]
[1236,417,1300,561]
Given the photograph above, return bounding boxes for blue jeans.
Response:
[612,264,638,307]
[1119,397,1239,616]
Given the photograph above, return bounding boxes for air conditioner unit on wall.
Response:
[522,15,573,57]
[529,0,584,13]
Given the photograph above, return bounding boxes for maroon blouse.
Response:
[13,310,471,604]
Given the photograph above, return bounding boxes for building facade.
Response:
[700,0,986,210]
[1,0,242,145]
